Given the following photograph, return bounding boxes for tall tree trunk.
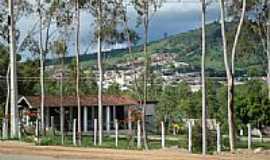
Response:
[76,0,82,146]
[142,1,149,150]
[219,0,234,152]
[38,0,45,134]
[219,0,246,152]
[201,0,207,155]
[9,0,18,139]
[230,0,246,152]
[267,11,270,100]
[97,0,103,145]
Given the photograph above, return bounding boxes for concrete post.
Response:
[84,107,88,132]
[94,119,97,146]
[73,119,77,146]
[115,119,118,147]
[216,123,221,153]
[161,121,165,149]
[128,108,132,134]
[188,121,192,153]
[137,120,141,149]
[35,119,39,137]
[106,106,110,133]
[247,123,252,149]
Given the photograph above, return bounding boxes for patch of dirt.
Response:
[0,141,269,160]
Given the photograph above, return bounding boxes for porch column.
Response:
[91,107,95,119]
[106,106,110,133]
[128,107,132,133]
[26,113,30,126]
[113,106,116,119]
[69,107,74,131]
[91,107,95,129]
[84,106,88,132]
[45,107,50,129]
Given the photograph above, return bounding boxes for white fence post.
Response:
[73,119,77,146]
[115,119,118,147]
[94,119,97,146]
[247,123,252,149]
[161,121,165,149]
[216,123,221,153]
[35,119,39,137]
[188,121,192,153]
[137,120,141,149]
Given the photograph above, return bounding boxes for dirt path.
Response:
[0,141,269,160]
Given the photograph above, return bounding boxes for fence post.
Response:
[35,119,39,137]
[188,120,192,153]
[247,123,252,149]
[161,121,165,149]
[73,119,77,146]
[137,120,141,149]
[94,119,97,146]
[115,119,118,147]
[216,123,221,153]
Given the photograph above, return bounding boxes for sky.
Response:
[17,0,220,60]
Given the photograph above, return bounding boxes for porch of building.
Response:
[17,96,138,134]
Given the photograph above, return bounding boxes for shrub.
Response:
[40,136,54,146]
[186,122,217,153]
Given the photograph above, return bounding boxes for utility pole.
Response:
[9,0,18,139]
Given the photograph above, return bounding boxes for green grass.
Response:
[19,133,270,154]
[37,134,187,150]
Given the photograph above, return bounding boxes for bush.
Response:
[40,136,54,146]
[22,135,35,143]
[186,122,217,153]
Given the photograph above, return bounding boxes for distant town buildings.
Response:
[46,52,260,92]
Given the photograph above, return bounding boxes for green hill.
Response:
[47,22,265,76]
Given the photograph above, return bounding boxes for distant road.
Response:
[0,141,269,160]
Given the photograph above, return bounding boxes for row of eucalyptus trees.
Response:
[3,0,270,155]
